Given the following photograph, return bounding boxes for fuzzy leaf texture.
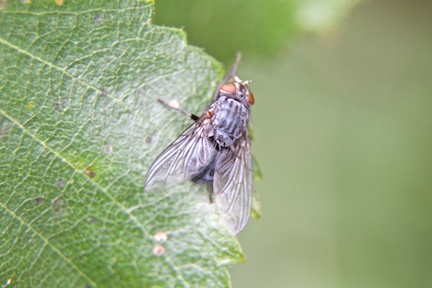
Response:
[0,0,248,287]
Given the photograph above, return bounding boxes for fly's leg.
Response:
[203,182,214,203]
[157,98,199,121]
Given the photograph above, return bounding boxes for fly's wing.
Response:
[145,122,217,192]
[213,131,253,235]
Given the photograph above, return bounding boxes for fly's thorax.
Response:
[211,97,249,147]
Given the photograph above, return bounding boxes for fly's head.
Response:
[219,76,255,107]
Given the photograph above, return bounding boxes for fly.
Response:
[145,53,255,235]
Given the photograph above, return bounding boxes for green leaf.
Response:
[0,1,246,286]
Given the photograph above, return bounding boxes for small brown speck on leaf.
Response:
[56,178,65,187]
[94,13,104,25]
[35,197,44,205]
[53,198,63,207]
[84,167,96,179]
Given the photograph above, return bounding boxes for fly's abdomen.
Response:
[212,97,249,147]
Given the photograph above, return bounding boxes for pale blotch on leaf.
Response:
[87,216,99,224]
[52,198,64,207]
[38,145,46,153]
[154,231,168,242]
[103,145,114,154]
[52,198,66,218]
[153,245,166,256]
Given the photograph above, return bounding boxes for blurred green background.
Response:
[155,0,432,287]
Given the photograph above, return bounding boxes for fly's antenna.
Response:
[229,52,242,78]
[214,52,243,100]
[222,53,242,83]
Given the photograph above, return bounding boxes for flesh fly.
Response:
[145,53,255,235]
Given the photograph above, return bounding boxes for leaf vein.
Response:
[0,107,190,283]
[0,202,97,287]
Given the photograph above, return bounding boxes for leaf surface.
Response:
[0,1,243,287]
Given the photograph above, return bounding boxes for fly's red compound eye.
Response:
[220,83,237,94]
[247,91,255,105]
